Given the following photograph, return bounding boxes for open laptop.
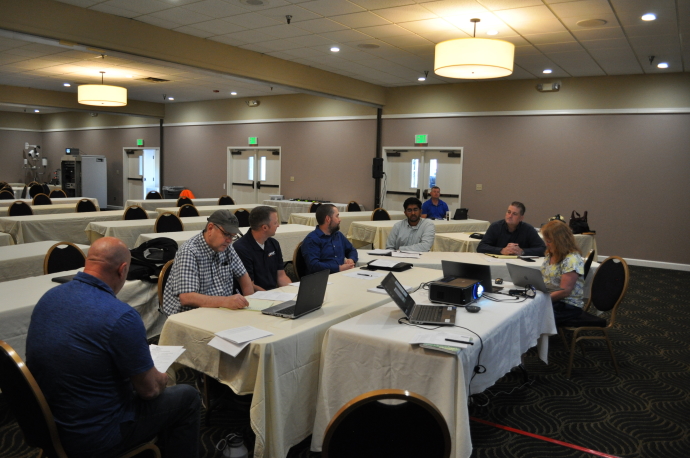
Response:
[440,260,502,293]
[381,272,456,326]
[506,263,563,293]
[262,269,329,319]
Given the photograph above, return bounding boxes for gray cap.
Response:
[207,210,241,235]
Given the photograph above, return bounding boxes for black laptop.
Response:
[381,272,456,326]
[261,269,329,319]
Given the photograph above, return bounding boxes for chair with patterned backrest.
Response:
[0,340,161,458]
[233,209,250,228]
[123,205,149,220]
[309,202,321,213]
[9,201,33,216]
[0,189,14,200]
[176,196,193,207]
[29,184,44,198]
[559,256,630,378]
[157,260,174,315]
[75,199,97,213]
[146,190,163,200]
[155,212,184,233]
[32,193,52,206]
[218,195,235,205]
[178,204,199,217]
[49,189,67,198]
[371,208,390,221]
[323,389,451,458]
[43,242,87,275]
[293,241,308,280]
[347,201,361,212]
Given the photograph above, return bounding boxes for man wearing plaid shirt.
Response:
[163,210,253,315]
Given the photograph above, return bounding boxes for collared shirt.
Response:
[26,272,152,457]
[233,230,284,290]
[421,198,449,219]
[386,217,436,252]
[163,231,247,315]
[301,226,358,274]
[477,220,546,257]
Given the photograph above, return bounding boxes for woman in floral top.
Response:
[540,220,585,325]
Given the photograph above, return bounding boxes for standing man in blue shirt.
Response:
[301,204,358,274]
[421,186,450,219]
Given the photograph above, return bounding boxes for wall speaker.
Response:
[372,157,383,179]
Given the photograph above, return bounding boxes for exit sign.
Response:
[415,134,428,145]
[137,139,144,146]
[248,137,258,146]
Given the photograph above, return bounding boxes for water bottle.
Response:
[446,211,450,221]
[216,432,248,458]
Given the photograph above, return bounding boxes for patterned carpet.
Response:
[2,265,689,457]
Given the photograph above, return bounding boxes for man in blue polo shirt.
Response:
[421,186,449,219]
[234,205,291,291]
[301,204,358,274]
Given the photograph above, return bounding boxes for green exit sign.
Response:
[248,137,258,146]
[136,139,144,146]
[415,134,428,145]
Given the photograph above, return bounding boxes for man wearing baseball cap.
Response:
[163,210,253,315]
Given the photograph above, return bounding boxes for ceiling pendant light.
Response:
[434,18,515,79]
[78,71,127,106]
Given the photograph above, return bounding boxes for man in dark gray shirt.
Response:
[477,201,545,257]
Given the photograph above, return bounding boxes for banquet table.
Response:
[135,224,313,259]
[348,219,490,249]
[0,233,13,247]
[310,286,556,457]
[125,197,220,211]
[0,210,128,244]
[262,200,364,223]
[85,215,209,248]
[0,269,164,360]
[288,210,405,236]
[433,232,598,257]
[0,196,99,209]
[4,202,101,216]
[0,240,90,282]
[159,267,442,458]
[154,203,270,217]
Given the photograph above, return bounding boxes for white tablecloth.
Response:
[135,224,314,261]
[262,200,364,223]
[3,203,101,216]
[288,211,405,237]
[85,215,210,248]
[433,232,597,257]
[0,233,13,247]
[0,269,164,360]
[125,198,220,211]
[348,219,490,249]
[154,203,270,217]
[311,287,556,457]
[0,241,90,282]
[0,210,126,244]
[159,267,442,458]
[0,197,99,209]
[9,184,59,198]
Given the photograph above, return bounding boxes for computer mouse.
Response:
[495,278,503,285]
[465,305,481,313]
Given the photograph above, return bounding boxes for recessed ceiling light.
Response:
[486,30,498,36]
[231,92,237,95]
[63,82,71,87]
[657,62,669,69]
[576,19,607,28]
[330,46,340,52]
[34,109,40,113]
[641,13,656,21]
[418,76,426,81]
[543,69,552,74]
[167,97,174,101]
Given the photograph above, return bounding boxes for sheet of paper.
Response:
[149,345,186,373]
[368,249,392,255]
[369,259,400,268]
[391,252,420,258]
[289,281,333,287]
[248,290,296,301]
[245,298,275,311]
[367,285,413,294]
[345,271,386,279]
[409,332,473,348]
[215,325,273,344]
[208,336,249,358]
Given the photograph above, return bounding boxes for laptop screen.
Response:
[381,272,415,317]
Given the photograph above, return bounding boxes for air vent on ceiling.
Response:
[137,77,170,83]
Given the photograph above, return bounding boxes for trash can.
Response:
[162,186,185,199]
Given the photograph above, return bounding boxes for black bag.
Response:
[127,237,178,282]
[569,211,591,234]
[453,208,468,220]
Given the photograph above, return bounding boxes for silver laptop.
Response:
[381,272,456,326]
[506,263,563,293]
[440,260,502,293]
[262,269,329,319]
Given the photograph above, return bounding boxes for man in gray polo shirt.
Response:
[386,197,436,252]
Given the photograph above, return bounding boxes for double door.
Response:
[227,148,281,204]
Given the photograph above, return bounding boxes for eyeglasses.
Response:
[213,223,238,242]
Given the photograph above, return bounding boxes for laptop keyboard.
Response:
[415,305,444,322]
[275,305,295,316]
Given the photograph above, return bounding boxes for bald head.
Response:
[84,237,131,293]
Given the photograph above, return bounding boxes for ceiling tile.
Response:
[185,19,248,35]
[349,0,416,9]
[258,24,313,39]
[522,31,576,45]
[536,41,584,53]
[570,26,626,41]
[293,18,350,33]
[283,34,333,47]
[318,29,376,43]
[495,5,568,35]
[135,15,184,29]
[257,5,323,23]
[547,51,605,76]
[258,39,305,51]
[380,34,432,48]
[146,7,214,26]
[373,4,439,23]
[331,12,392,28]
[58,0,103,6]
[172,25,218,39]
[480,0,544,11]
[222,12,283,28]
[298,0,365,16]
[355,24,412,38]
[280,47,329,59]
[208,35,250,46]
[94,0,172,16]
[420,0,488,17]
[579,37,630,50]
[219,29,277,44]
[549,0,614,18]
[181,0,250,17]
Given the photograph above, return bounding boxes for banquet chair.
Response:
[583,249,596,279]
[371,208,390,221]
[123,205,149,220]
[0,340,161,458]
[49,189,67,198]
[29,183,44,198]
[323,389,451,458]
[292,242,308,280]
[9,201,33,216]
[75,199,98,213]
[32,193,52,206]
[234,209,250,227]
[27,181,39,187]
[155,212,184,233]
[176,196,193,207]
[20,185,28,199]
[347,201,361,212]
[158,260,174,314]
[218,195,235,205]
[43,242,87,274]
[41,184,50,195]
[559,256,629,378]
[0,189,14,200]
[146,190,163,199]
[178,204,199,217]
[309,202,321,213]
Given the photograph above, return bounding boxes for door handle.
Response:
[257,181,261,189]
[422,188,429,200]
[415,189,420,199]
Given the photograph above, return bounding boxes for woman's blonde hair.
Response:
[541,220,581,263]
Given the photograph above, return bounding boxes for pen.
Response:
[357,273,372,277]
[445,338,474,345]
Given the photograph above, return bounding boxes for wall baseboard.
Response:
[597,256,690,271]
